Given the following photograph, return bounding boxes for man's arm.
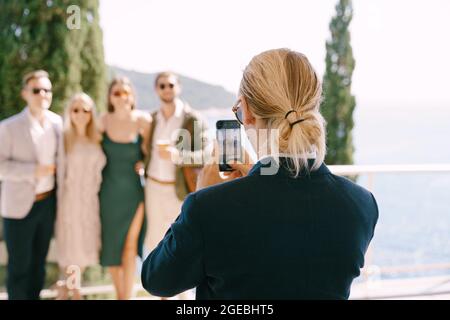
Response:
[0,122,36,182]
[141,193,204,297]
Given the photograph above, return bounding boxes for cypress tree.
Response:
[79,0,106,111]
[0,0,106,120]
[322,0,356,165]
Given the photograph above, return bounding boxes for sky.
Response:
[99,0,450,107]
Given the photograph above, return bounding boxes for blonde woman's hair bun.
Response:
[239,48,327,176]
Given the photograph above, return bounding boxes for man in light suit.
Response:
[144,72,209,254]
[0,70,63,300]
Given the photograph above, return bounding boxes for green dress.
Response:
[99,133,146,266]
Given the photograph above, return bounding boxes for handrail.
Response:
[328,163,450,175]
[379,263,450,274]
[327,163,450,281]
[0,283,149,300]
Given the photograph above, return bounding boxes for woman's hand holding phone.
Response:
[224,161,253,177]
[196,146,254,191]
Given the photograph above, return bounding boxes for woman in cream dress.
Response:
[55,93,106,299]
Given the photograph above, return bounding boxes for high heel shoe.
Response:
[54,280,69,300]
[70,288,83,300]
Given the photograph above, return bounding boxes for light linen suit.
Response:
[0,107,63,300]
[0,108,63,219]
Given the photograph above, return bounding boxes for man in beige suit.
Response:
[143,72,209,299]
[0,70,63,300]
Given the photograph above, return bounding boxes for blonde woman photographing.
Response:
[55,93,106,299]
[142,48,379,300]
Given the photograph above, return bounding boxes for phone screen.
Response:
[216,120,242,172]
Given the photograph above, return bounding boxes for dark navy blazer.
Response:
[141,157,378,300]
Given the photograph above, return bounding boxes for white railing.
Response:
[0,283,154,300]
[331,164,450,299]
[328,163,450,279]
[329,163,450,191]
[1,163,450,299]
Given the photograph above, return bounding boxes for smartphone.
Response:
[216,120,242,172]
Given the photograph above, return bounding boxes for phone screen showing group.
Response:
[216,120,242,172]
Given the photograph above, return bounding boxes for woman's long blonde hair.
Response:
[239,48,326,176]
[64,93,102,153]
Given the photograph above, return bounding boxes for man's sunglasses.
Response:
[232,100,243,125]
[31,88,52,95]
[158,83,175,90]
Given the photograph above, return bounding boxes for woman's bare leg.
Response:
[109,266,124,300]
[121,202,145,300]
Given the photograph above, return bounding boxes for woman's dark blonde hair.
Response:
[239,48,326,176]
[64,93,102,153]
[107,76,137,113]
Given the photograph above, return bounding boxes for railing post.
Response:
[367,172,374,193]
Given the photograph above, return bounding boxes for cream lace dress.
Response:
[56,142,106,269]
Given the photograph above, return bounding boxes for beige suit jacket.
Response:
[0,108,63,219]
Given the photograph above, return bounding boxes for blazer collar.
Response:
[156,98,185,123]
[14,108,37,160]
[17,107,60,160]
[248,156,330,178]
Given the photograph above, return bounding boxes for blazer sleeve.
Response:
[141,193,204,297]
[0,121,36,182]
[370,192,379,237]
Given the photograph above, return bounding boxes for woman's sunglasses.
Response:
[112,90,131,98]
[159,83,175,90]
[232,100,243,125]
[31,88,52,95]
[71,108,91,114]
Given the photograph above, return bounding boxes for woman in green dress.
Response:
[99,77,151,300]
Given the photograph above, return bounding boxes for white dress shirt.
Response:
[147,99,185,182]
[27,107,57,194]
